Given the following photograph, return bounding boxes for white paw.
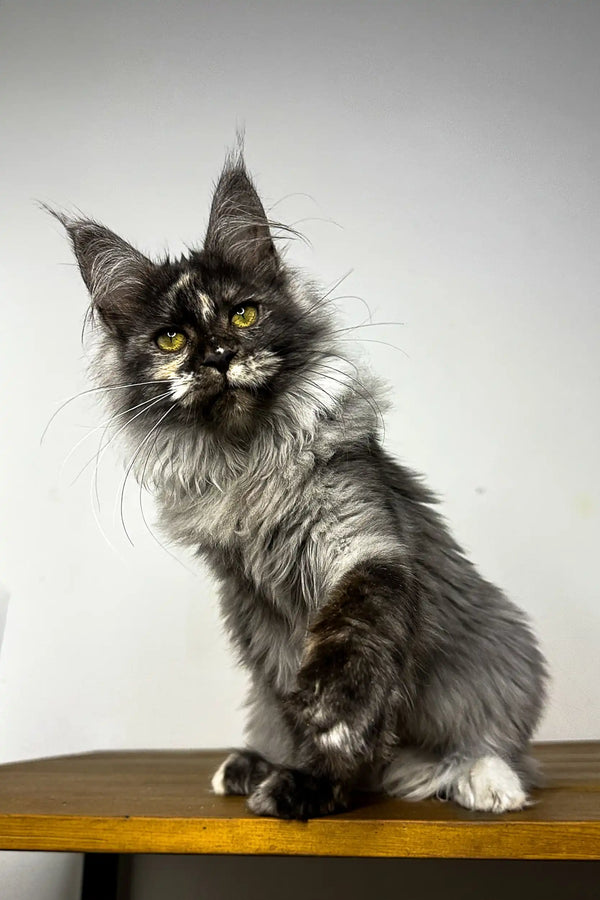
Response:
[211,753,236,795]
[453,756,528,813]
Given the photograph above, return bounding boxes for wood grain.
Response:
[0,743,598,858]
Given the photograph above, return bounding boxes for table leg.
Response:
[81,853,132,900]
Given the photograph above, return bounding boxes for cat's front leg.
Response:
[293,559,417,775]
[213,751,350,819]
[247,768,350,820]
[247,559,420,818]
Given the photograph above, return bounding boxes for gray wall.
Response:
[1,1,599,897]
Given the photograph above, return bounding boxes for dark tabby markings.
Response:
[247,767,349,820]
[223,560,422,820]
[285,560,420,781]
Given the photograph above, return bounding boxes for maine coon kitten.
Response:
[56,154,547,819]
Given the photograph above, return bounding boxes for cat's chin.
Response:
[183,382,261,433]
[174,370,232,410]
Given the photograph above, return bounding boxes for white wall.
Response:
[1,2,599,897]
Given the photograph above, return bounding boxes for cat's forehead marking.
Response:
[168,272,214,324]
[171,271,194,292]
[195,291,215,324]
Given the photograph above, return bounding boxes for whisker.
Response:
[328,294,374,325]
[311,362,386,442]
[72,391,172,487]
[89,459,125,562]
[338,336,410,358]
[313,348,362,380]
[91,391,174,508]
[40,380,165,444]
[331,320,406,335]
[136,433,195,573]
[311,344,385,416]
[58,393,173,481]
[297,374,349,444]
[117,403,177,546]
[311,364,385,442]
[319,269,354,304]
[312,349,386,431]
[281,271,356,334]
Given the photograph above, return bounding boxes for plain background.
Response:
[1,1,599,897]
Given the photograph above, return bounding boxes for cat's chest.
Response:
[159,465,323,592]
[197,476,304,546]
[216,565,309,693]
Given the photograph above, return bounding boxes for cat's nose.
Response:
[202,347,237,374]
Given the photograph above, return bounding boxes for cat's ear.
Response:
[51,211,155,333]
[204,157,279,278]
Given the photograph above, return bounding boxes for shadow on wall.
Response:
[131,856,599,900]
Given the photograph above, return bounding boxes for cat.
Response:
[55,152,547,819]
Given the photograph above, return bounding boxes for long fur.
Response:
[58,155,547,819]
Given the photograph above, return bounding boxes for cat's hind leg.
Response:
[211,749,276,797]
[450,755,529,812]
[382,747,529,813]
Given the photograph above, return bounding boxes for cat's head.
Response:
[59,155,336,439]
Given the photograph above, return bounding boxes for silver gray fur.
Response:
[59,156,547,815]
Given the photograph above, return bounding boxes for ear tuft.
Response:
[46,207,154,332]
[204,154,279,278]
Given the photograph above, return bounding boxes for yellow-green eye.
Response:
[231,304,258,328]
[156,330,187,352]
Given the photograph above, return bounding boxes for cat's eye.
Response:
[156,330,187,352]
[231,304,258,328]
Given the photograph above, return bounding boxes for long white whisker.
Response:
[329,294,374,324]
[311,363,386,443]
[298,374,349,444]
[281,272,356,335]
[319,270,354,304]
[91,391,175,508]
[40,380,165,444]
[72,391,172,487]
[331,320,405,335]
[89,464,125,562]
[59,393,173,482]
[338,336,410,358]
[117,403,177,546]
[137,433,195,573]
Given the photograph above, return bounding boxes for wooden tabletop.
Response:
[0,742,598,859]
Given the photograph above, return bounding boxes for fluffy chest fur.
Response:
[155,427,395,590]
[148,416,402,693]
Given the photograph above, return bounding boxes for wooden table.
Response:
[0,742,598,899]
